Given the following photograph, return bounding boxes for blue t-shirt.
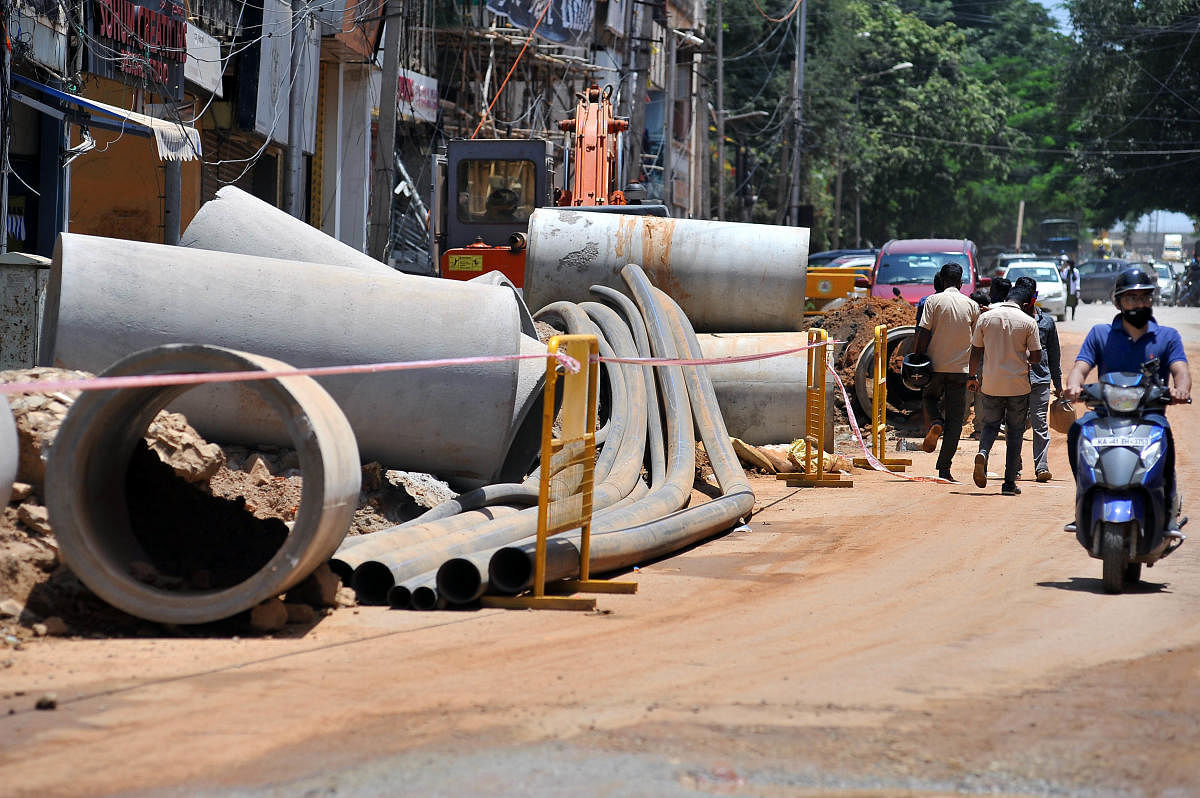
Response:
[1076,315,1187,382]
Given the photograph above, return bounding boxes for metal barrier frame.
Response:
[777,328,852,488]
[852,324,912,472]
[482,334,635,611]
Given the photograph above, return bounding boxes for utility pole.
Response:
[369,0,401,260]
[284,0,307,217]
[715,0,724,221]
[1,34,10,254]
[786,0,806,227]
[663,31,676,210]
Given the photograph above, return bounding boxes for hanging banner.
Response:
[87,0,188,101]
[397,69,438,124]
[485,0,594,44]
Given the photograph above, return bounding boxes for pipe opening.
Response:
[436,557,482,604]
[387,585,411,609]
[410,586,439,610]
[352,561,395,605]
[124,440,291,592]
[488,546,533,595]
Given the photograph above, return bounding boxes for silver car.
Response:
[1154,262,1178,305]
[1001,261,1068,321]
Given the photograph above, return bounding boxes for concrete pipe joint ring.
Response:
[45,344,362,625]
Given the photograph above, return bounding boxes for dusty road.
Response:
[2,303,1199,796]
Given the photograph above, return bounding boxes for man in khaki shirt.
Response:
[968,281,1043,495]
[915,262,980,481]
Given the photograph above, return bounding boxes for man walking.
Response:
[914,263,979,482]
[1014,276,1062,482]
[1061,257,1080,319]
[969,281,1043,495]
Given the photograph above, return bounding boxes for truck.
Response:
[1163,233,1184,262]
[429,85,662,288]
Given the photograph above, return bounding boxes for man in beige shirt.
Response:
[914,262,980,481]
[967,281,1043,495]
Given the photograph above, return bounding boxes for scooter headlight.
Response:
[1080,437,1100,467]
[1139,438,1164,469]
[1102,383,1143,413]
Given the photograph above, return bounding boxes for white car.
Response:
[1001,261,1068,321]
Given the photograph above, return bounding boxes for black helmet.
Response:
[1113,267,1156,298]
[901,353,933,391]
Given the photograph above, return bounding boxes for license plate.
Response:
[1092,436,1151,448]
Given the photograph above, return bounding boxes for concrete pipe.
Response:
[40,233,546,485]
[853,325,921,416]
[180,186,397,277]
[182,187,539,340]
[697,333,835,448]
[44,344,361,625]
[0,397,17,503]
[524,209,810,332]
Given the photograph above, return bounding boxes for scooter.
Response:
[1066,358,1187,593]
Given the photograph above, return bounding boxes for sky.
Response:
[1033,0,1071,31]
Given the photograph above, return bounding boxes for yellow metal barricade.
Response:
[482,335,636,611]
[852,324,912,472]
[777,328,852,488]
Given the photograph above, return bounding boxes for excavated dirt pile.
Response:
[810,296,917,388]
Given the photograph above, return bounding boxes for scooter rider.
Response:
[1063,267,1192,528]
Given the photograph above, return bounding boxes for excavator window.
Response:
[456,159,537,224]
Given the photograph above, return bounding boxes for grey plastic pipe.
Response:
[0,398,16,503]
[352,303,651,604]
[524,209,810,332]
[40,233,545,485]
[487,267,755,593]
[44,344,361,625]
[589,285,667,490]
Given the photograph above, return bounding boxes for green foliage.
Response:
[1065,0,1200,225]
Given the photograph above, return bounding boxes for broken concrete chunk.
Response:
[9,482,33,502]
[385,470,456,509]
[286,563,341,608]
[40,616,69,636]
[284,603,317,625]
[17,503,51,536]
[0,599,24,620]
[246,454,274,486]
[144,411,226,483]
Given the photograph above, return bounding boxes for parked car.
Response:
[1076,258,1132,303]
[1000,260,1068,321]
[989,251,1042,278]
[808,248,877,268]
[1153,262,1178,305]
[868,238,979,305]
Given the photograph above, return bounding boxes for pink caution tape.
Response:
[0,340,842,397]
[825,363,952,485]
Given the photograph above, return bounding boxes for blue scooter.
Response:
[1067,358,1187,593]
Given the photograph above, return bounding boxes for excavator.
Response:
[430,85,663,287]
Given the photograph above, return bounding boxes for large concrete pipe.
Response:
[40,233,546,485]
[853,325,921,416]
[180,186,397,278]
[44,344,361,625]
[697,333,835,448]
[0,398,16,503]
[183,187,539,338]
[523,209,810,332]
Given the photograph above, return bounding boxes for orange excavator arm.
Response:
[557,85,629,207]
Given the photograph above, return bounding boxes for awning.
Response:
[13,75,203,162]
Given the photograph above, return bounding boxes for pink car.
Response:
[867,238,980,305]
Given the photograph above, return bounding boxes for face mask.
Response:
[1122,307,1152,328]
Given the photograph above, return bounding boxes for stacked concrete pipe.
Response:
[523,209,810,332]
[179,186,538,339]
[697,332,835,448]
[39,233,546,485]
[44,344,361,625]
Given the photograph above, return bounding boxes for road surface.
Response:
[2,301,1198,796]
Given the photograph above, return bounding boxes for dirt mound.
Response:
[811,296,916,386]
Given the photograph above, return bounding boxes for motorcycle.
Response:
[1067,358,1187,593]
